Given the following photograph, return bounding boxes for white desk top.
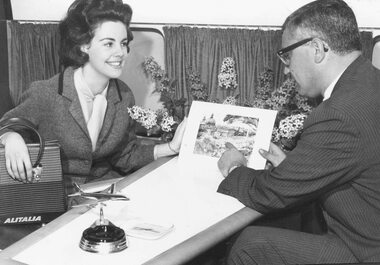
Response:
[0,157,261,265]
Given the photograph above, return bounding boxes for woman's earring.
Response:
[81,46,89,53]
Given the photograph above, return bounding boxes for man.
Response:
[217,0,380,264]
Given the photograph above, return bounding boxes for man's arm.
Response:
[218,108,362,214]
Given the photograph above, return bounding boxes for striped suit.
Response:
[218,56,380,264]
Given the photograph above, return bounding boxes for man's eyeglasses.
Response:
[277,38,313,66]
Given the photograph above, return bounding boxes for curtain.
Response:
[164,27,373,109]
[5,23,373,107]
[164,26,284,107]
[8,21,60,105]
[360,31,373,61]
[0,0,12,20]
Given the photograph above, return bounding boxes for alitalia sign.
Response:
[3,215,42,224]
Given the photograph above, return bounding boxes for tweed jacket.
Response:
[218,56,380,261]
[1,67,154,190]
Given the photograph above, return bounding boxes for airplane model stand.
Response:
[79,205,128,253]
[69,183,130,254]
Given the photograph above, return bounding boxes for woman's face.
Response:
[81,20,129,82]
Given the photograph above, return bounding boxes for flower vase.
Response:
[161,131,174,142]
[279,137,298,151]
[146,125,161,137]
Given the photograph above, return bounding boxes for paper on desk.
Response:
[14,157,244,265]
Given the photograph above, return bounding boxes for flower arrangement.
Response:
[127,105,176,139]
[187,63,240,105]
[272,113,307,150]
[222,96,239,105]
[137,56,313,149]
[186,67,208,101]
[142,56,173,93]
[249,68,314,150]
[218,57,238,90]
[127,57,185,140]
[142,57,186,121]
[185,65,310,150]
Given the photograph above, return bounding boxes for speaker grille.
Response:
[0,142,66,225]
[0,142,62,185]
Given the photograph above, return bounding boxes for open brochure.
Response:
[179,101,277,172]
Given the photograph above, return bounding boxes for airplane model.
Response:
[69,182,130,207]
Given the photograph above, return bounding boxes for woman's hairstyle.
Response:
[283,0,361,55]
[59,0,133,68]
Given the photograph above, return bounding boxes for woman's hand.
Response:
[2,132,33,182]
[218,142,247,177]
[154,117,187,158]
[259,142,287,168]
[168,117,187,153]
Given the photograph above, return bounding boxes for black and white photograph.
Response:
[179,101,277,170]
[193,114,258,159]
[1,0,380,264]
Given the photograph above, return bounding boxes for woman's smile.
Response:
[106,59,124,69]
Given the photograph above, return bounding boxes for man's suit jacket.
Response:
[218,56,380,261]
[1,67,154,192]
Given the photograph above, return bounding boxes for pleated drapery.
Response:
[5,22,373,109]
[360,31,374,60]
[8,22,60,106]
[0,0,12,20]
[164,26,284,106]
[164,26,373,108]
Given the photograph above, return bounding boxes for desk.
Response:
[0,157,260,265]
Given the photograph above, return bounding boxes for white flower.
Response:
[277,113,307,139]
[222,96,237,105]
[218,57,238,90]
[127,106,157,130]
[128,106,176,132]
[160,112,176,132]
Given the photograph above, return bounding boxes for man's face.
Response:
[280,29,321,98]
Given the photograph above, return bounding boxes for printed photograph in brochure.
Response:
[179,101,277,170]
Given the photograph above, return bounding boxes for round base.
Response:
[79,224,128,253]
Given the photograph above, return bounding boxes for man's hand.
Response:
[259,142,287,168]
[217,142,247,177]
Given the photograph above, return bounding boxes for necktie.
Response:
[87,94,107,152]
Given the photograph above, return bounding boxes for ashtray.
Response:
[125,219,174,240]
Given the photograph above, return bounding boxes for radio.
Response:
[0,118,67,225]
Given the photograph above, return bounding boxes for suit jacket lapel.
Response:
[60,70,121,150]
[97,79,121,146]
[61,68,90,139]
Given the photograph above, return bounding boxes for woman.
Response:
[0,0,186,194]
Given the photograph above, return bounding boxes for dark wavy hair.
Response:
[59,0,133,68]
[283,0,361,54]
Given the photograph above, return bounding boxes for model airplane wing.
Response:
[69,182,130,202]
